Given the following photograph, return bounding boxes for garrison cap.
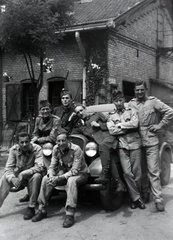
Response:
[39,100,51,109]
[60,88,72,99]
[113,91,124,101]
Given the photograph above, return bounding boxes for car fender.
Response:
[159,141,172,186]
[89,157,102,177]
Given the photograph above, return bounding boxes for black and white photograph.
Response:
[0,0,173,239]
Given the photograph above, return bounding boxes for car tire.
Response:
[100,179,124,211]
[159,143,172,186]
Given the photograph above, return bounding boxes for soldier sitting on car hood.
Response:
[71,103,125,191]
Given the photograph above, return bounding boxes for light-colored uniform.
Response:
[129,96,173,203]
[38,142,89,215]
[0,143,43,208]
[107,107,142,201]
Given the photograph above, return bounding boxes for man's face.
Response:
[75,106,86,119]
[135,84,147,101]
[114,98,125,111]
[18,136,30,152]
[56,134,68,151]
[40,106,51,118]
[61,94,72,107]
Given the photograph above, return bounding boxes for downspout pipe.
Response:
[75,31,87,106]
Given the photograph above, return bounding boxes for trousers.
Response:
[141,145,163,203]
[38,175,86,215]
[119,148,142,201]
[0,173,42,208]
[99,136,118,168]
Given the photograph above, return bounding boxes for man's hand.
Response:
[116,123,122,128]
[149,124,162,133]
[11,177,22,188]
[91,121,100,127]
[31,136,38,143]
[47,175,66,186]
[47,176,58,186]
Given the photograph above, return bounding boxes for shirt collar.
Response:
[136,96,148,104]
[18,144,32,156]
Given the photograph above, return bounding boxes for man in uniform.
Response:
[107,91,145,209]
[0,132,43,220]
[53,89,75,134]
[32,100,62,145]
[72,104,125,192]
[20,100,62,202]
[129,80,173,211]
[32,131,89,228]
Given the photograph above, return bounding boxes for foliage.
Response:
[0,0,74,116]
[86,33,108,106]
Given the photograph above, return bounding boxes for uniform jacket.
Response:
[107,107,141,150]
[53,104,75,134]
[48,142,89,179]
[128,96,173,147]
[71,112,114,145]
[32,114,61,144]
[5,143,43,182]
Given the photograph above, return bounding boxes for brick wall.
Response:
[108,1,173,92]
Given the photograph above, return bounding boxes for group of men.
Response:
[0,80,173,228]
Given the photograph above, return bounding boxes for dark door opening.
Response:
[48,80,64,108]
[123,81,135,102]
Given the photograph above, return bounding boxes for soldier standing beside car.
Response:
[107,91,145,210]
[128,80,173,211]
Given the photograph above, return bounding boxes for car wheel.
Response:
[100,179,124,211]
[160,144,172,186]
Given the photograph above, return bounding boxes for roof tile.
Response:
[74,0,145,25]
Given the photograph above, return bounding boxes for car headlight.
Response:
[85,142,97,157]
[42,149,53,156]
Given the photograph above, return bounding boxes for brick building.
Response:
[0,0,173,145]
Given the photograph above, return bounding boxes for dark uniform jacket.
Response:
[72,112,115,145]
[53,105,75,134]
[32,114,61,144]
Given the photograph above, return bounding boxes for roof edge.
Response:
[58,0,156,33]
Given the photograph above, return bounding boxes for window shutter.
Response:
[65,80,82,103]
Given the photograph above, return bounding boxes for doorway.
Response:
[122,81,135,102]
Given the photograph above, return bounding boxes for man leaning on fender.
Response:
[0,132,44,220]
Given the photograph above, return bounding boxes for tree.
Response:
[0,0,74,117]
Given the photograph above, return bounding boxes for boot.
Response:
[94,168,110,184]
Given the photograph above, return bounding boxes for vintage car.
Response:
[54,103,173,211]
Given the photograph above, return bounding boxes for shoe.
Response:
[19,193,29,203]
[94,169,109,184]
[130,201,137,209]
[23,207,35,220]
[10,185,25,192]
[131,198,145,210]
[136,198,146,209]
[63,215,75,228]
[32,210,47,222]
[142,193,150,203]
[155,202,165,212]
